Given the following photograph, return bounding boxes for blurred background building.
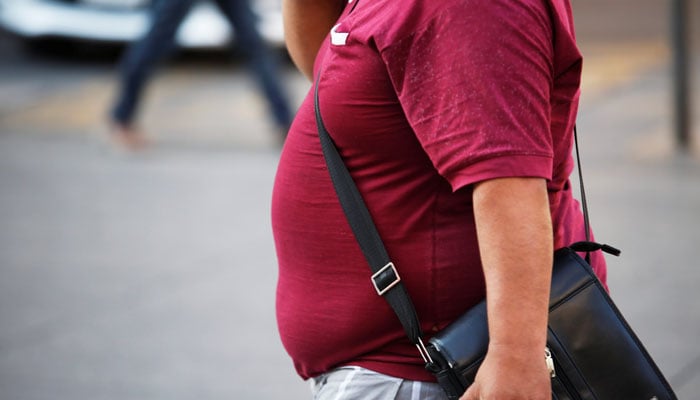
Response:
[0,0,699,399]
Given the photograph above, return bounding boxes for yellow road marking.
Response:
[580,39,668,100]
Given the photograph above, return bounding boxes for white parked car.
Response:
[0,0,284,49]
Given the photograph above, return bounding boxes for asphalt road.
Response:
[1,1,700,399]
[0,30,313,400]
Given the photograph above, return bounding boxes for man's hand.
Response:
[461,344,551,399]
[463,177,553,399]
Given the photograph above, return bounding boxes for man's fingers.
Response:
[461,384,477,400]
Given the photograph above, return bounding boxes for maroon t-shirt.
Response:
[272,0,607,382]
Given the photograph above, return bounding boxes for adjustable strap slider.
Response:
[371,262,401,296]
[570,241,621,256]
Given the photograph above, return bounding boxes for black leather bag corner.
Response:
[426,247,677,400]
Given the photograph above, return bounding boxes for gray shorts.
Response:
[310,366,448,400]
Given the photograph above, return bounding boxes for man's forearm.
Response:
[472,177,553,355]
[282,0,345,80]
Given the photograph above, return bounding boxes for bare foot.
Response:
[109,123,150,151]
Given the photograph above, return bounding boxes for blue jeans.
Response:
[111,0,292,130]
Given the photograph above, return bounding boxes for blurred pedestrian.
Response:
[108,0,293,150]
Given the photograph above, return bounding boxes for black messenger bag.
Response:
[426,246,676,400]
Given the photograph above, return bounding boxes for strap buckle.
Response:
[371,262,401,296]
[416,337,434,364]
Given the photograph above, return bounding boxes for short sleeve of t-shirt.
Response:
[380,0,555,191]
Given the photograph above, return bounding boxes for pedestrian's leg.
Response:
[217,0,293,134]
[110,0,195,127]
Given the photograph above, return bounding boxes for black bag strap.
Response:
[570,126,621,258]
[314,76,432,361]
[313,75,618,361]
